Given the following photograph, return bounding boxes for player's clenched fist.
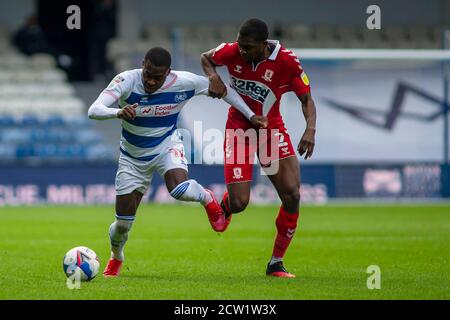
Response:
[208,73,227,98]
[250,115,268,129]
[117,103,138,120]
[297,128,315,160]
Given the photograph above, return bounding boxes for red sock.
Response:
[272,206,299,259]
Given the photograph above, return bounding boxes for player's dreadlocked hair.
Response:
[239,18,269,42]
[144,47,172,67]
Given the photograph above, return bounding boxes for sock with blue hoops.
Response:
[170,179,212,206]
[109,214,135,261]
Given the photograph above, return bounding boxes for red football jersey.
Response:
[211,40,311,129]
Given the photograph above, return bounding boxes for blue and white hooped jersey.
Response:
[102,69,209,162]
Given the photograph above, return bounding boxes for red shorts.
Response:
[223,122,296,184]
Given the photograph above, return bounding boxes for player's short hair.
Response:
[239,18,269,42]
[144,47,171,68]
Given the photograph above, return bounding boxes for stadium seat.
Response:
[33,128,72,144]
[66,144,87,157]
[0,115,15,126]
[45,115,66,127]
[30,53,57,69]
[65,115,90,128]
[40,69,67,82]
[384,26,407,42]
[30,128,48,142]
[0,70,11,82]
[311,25,337,43]
[15,145,35,158]
[44,130,59,143]
[0,143,16,159]
[85,144,115,160]
[35,144,58,158]
[50,129,73,143]
[0,83,16,97]
[21,115,40,126]
[107,38,130,62]
[216,24,238,41]
[74,130,102,144]
[143,25,171,41]
[361,29,384,46]
[60,98,86,115]
[288,24,312,42]
[0,129,31,144]
[429,26,442,44]
[0,29,114,163]
[47,84,75,97]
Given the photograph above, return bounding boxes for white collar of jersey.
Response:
[267,40,281,61]
[159,71,178,91]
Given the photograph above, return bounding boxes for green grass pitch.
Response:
[0,204,449,299]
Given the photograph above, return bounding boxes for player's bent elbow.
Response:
[200,52,214,67]
[87,105,104,120]
[200,52,210,60]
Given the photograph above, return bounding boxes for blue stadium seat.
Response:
[85,144,115,160]
[54,145,71,157]
[66,144,86,157]
[21,115,40,126]
[46,115,65,127]
[56,130,74,143]
[47,130,65,143]
[30,129,48,142]
[74,130,102,144]
[35,144,58,157]
[2,129,31,144]
[66,116,90,128]
[0,115,15,127]
[3,115,113,161]
[16,145,35,158]
[0,143,16,159]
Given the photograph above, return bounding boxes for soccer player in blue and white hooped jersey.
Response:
[88,47,267,277]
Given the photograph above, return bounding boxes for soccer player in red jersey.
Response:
[201,18,317,278]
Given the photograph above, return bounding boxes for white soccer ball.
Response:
[63,246,100,281]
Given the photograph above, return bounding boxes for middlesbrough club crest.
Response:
[233,167,243,180]
[262,69,274,82]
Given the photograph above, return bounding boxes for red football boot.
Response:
[204,189,226,232]
[103,258,123,277]
[266,261,296,278]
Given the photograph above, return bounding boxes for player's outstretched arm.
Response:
[201,49,227,98]
[190,71,268,129]
[88,72,136,120]
[88,98,137,121]
[297,92,317,160]
[88,92,121,120]
[222,84,267,129]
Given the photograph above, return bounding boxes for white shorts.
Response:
[115,142,188,195]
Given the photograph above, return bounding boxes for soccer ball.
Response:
[63,246,100,281]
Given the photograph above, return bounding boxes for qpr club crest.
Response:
[174,92,188,103]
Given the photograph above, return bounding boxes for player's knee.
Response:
[116,204,137,216]
[167,178,188,193]
[228,195,249,213]
[116,193,140,216]
[115,220,133,234]
[280,188,300,212]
